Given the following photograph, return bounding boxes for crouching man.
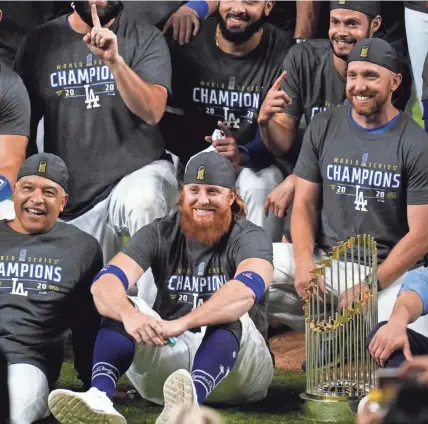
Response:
[0,153,103,424]
[48,152,275,424]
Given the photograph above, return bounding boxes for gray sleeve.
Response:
[404,129,428,205]
[293,118,322,183]
[0,68,30,136]
[281,47,303,118]
[122,222,159,272]
[422,52,428,102]
[233,226,273,267]
[130,27,172,94]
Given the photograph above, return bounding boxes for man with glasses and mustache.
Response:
[270,39,428,341]
[0,153,103,424]
[48,152,274,424]
[14,1,178,307]
[161,0,292,244]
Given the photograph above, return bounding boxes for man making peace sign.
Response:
[14,0,178,306]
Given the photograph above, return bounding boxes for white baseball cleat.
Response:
[357,394,369,414]
[155,369,198,424]
[48,387,126,424]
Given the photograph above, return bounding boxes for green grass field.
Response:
[45,362,308,424]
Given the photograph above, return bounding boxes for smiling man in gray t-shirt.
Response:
[269,38,428,331]
[1,153,103,423]
[260,1,412,228]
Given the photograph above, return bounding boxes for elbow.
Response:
[270,144,291,158]
[90,283,106,316]
[145,112,163,126]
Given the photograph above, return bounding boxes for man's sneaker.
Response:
[155,369,198,424]
[358,394,369,414]
[48,387,126,424]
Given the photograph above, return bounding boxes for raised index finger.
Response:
[91,4,102,28]
[217,121,233,138]
[272,71,287,91]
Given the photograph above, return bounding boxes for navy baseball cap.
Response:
[347,38,402,73]
[330,1,381,18]
[17,153,69,192]
[184,152,235,189]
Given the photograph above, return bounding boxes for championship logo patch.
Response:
[38,160,47,173]
[196,165,205,180]
[197,262,205,276]
[360,46,369,58]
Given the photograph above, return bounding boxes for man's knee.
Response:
[366,321,388,349]
[272,242,296,283]
[8,364,50,424]
[101,317,136,346]
[114,162,178,218]
[205,320,243,346]
[237,166,283,197]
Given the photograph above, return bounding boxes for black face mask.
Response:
[72,1,123,27]
[216,9,265,45]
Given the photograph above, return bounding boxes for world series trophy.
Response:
[301,235,378,422]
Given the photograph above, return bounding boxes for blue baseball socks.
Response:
[91,328,135,398]
[191,328,240,404]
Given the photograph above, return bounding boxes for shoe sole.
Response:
[48,389,126,424]
[155,370,197,424]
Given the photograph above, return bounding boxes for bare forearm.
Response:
[295,1,321,39]
[378,232,428,288]
[259,118,296,157]
[0,165,21,186]
[108,57,166,125]
[389,291,423,326]
[0,135,28,185]
[291,203,318,265]
[182,281,255,329]
[91,277,135,322]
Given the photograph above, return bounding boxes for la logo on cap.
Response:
[38,160,47,173]
[196,165,205,180]
[360,46,369,58]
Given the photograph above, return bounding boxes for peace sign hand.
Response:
[83,4,120,66]
[258,71,292,125]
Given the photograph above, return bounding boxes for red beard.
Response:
[178,195,232,246]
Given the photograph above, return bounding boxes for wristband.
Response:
[238,145,252,168]
[0,174,12,202]
[234,271,265,303]
[186,0,209,19]
[92,264,129,291]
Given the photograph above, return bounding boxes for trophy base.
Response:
[300,393,359,423]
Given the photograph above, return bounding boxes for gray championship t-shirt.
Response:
[281,39,412,125]
[294,105,428,261]
[0,220,103,381]
[0,60,30,136]
[161,18,292,164]
[15,11,172,219]
[123,212,273,340]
